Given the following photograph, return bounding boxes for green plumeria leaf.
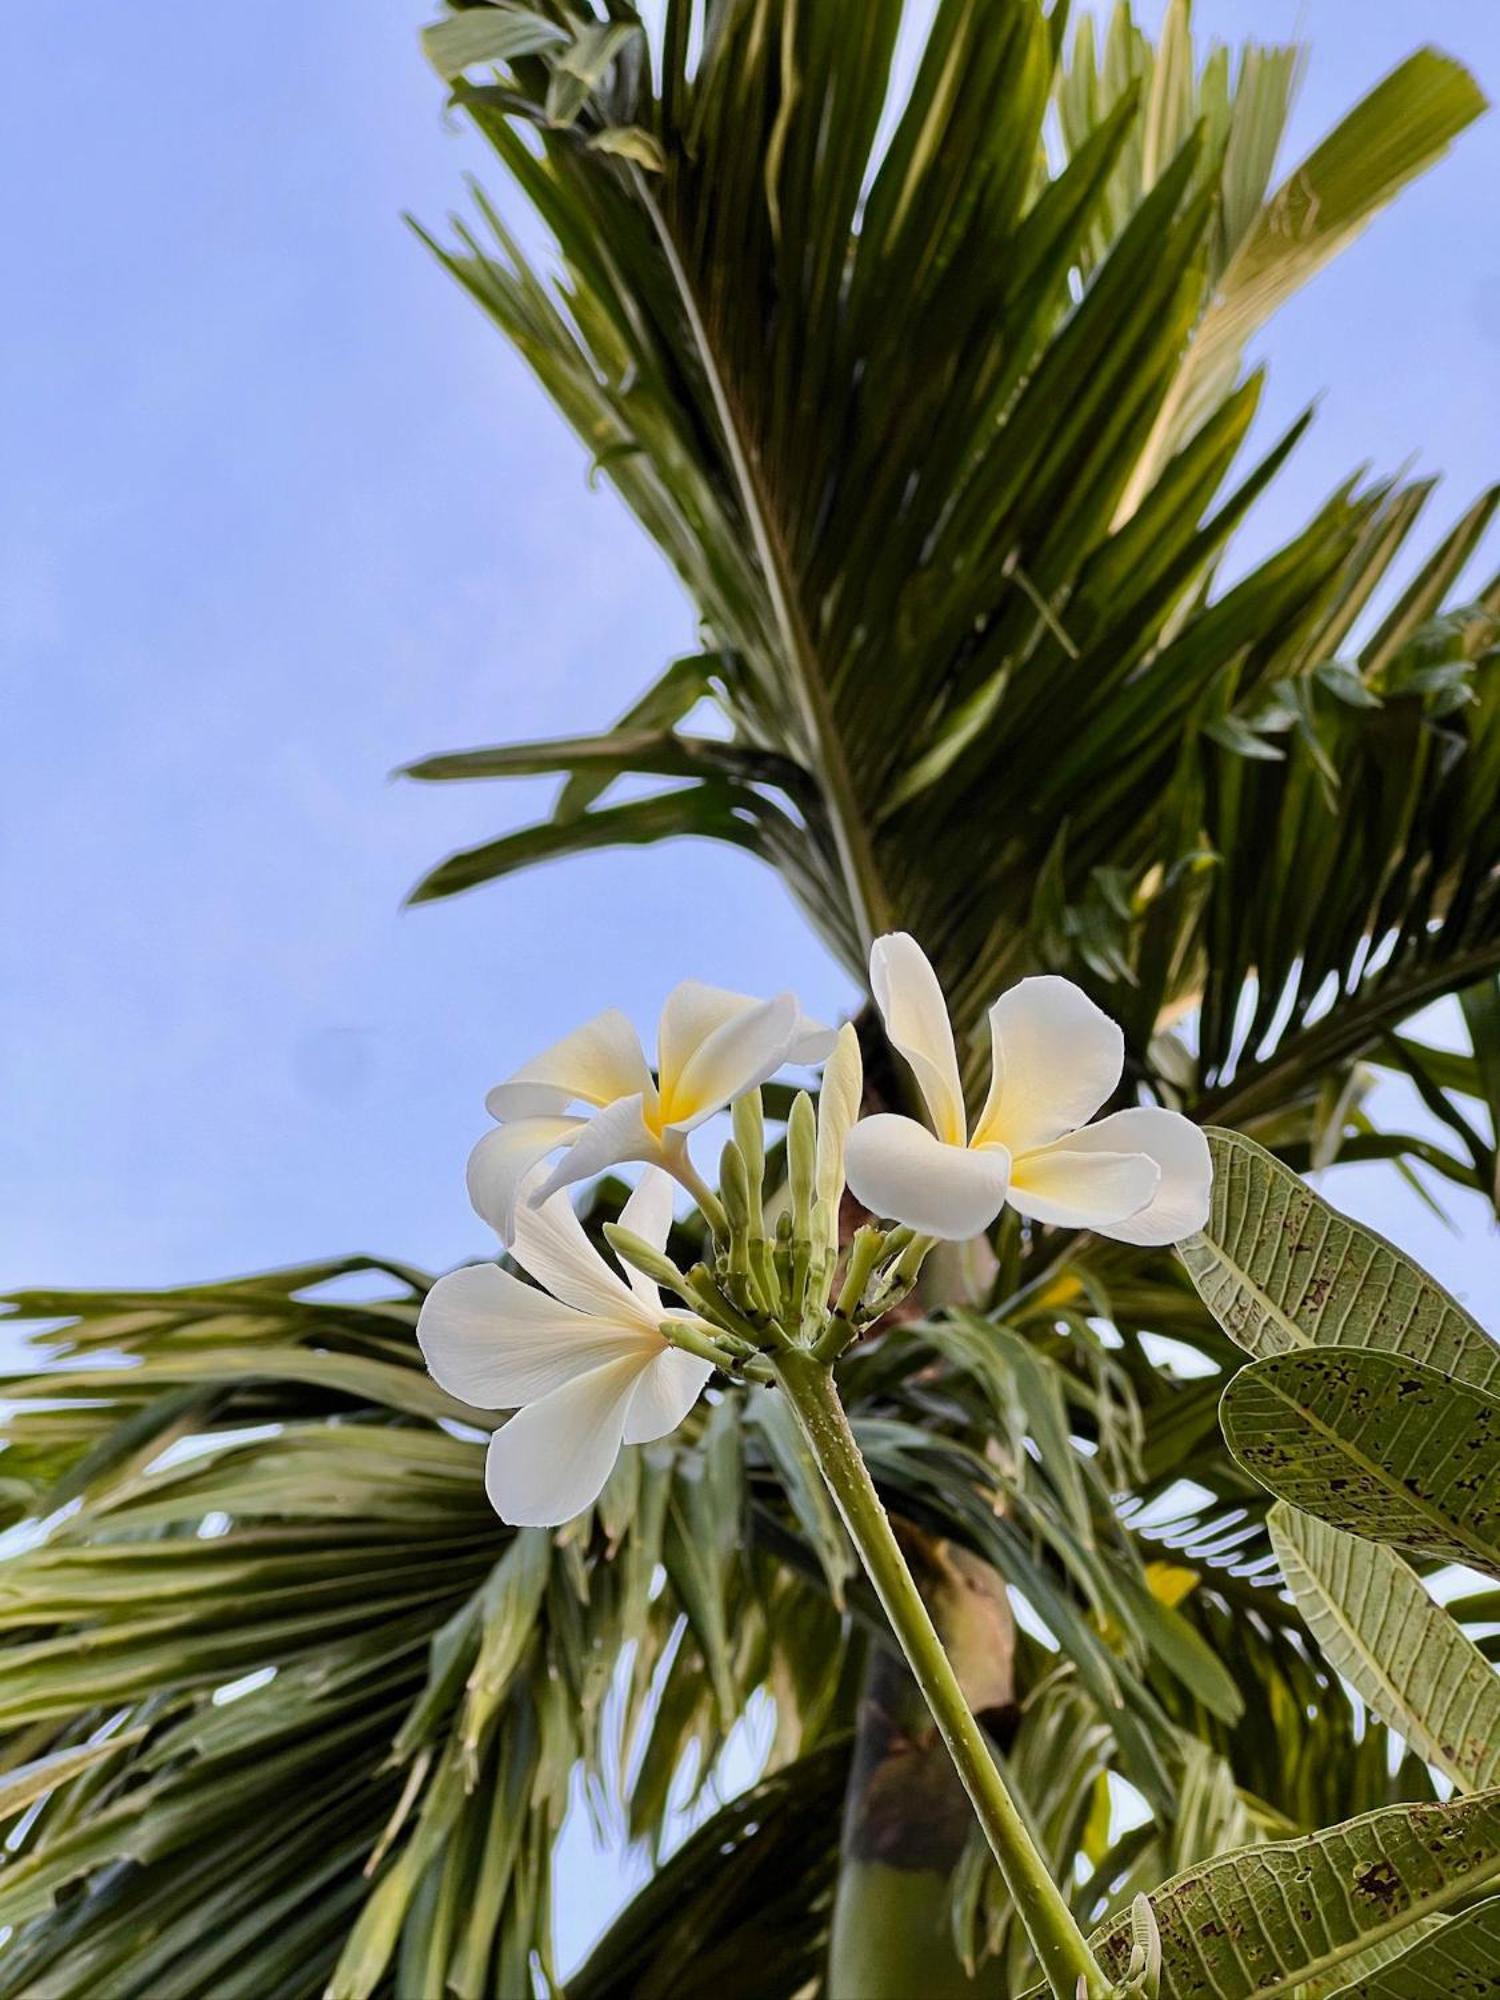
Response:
[1224,1350,1500,1580]
[1180,1129,1500,1393]
[1269,1504,1500,1795]
[1323,1895,1500,1997]
[1026,1788,1500,1999]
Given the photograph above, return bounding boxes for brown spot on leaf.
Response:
[1354,1859,1402,1907]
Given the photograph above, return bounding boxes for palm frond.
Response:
[404,0,1492,1161]
[0,1258,857,1998]
[0,1229,1413,1992]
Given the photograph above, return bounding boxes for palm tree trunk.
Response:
[825,1529,1017,1997]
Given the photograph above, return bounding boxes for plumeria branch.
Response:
[597,1058,1108,1996]
[769,1347,1111,2000]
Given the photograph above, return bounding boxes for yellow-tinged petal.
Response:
[1007,1144,1158,1231]
[656,980,834,1087]
[869,933,966,1145]
[663,991,801,1127]
[486,1007,652,1119]
[973,976,1123,1154]
[656,981,755,1088]
[533,1094,665,1201]
[1028,1108,1210,1246]
[845,1112,1010,1240]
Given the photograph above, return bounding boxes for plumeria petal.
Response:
[665,991,802,1128]
[467,1116,585,1241]
[1041,1108,1211,1246]
[416,1264,651,1409]
[790,1011,838,1064]
[1008,1144,1158,1231]
[482,1080,577,1121]
[614,1168,677,1310]
[869,934,966,1145]
[657,981,757,1083]
[845,1112,1011,1240]
[656,982,836,1108]
[511,1184,651,1324]
[533,1093,664,1202]
[485,1008,652,1120]
[483,1354,649,1525]
[621,1345,715,1446]
[974,976,1124,1154]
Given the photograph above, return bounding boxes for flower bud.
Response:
[719,1139,753,1236]
[787,1091,816,1232]
[731,1091,766,1233]
[815,1023,862,1259]
[603,1224,688,1300]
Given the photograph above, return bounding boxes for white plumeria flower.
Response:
[844,933,1211,1245]
[417,1169,716,1526]
[468,981,833,1239]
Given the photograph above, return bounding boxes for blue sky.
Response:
[5,0,1496,1319]
[3,0,1498,1976]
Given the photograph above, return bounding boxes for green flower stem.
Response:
[685,1267,782,1352]
[770,1347,1111,2000]
[835,1226,886,1320]
[658,1318,745,1373]
[892,1230,934,1286]
[665,1149,730,1243]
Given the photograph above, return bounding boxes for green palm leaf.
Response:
[567,1741,850,2000]
[405,0,1496,1175]
[0,1255,858,1998]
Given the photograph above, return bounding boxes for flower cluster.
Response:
[418,935,1211,1524]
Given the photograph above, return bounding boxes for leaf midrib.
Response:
[1185,1230,1310,1352]
[632,170,893,952]
[1255,1367,1500,1574]
[1253,1829,1500,1996]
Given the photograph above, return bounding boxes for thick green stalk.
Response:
[771,1348,1111,2000]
